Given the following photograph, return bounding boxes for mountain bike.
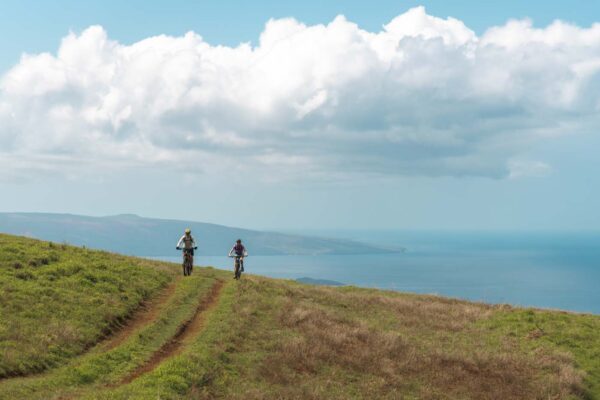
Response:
[230,255,244,280]
[178,247,197,276]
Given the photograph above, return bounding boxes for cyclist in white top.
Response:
[176,228,197,276]
[176,228,197,255]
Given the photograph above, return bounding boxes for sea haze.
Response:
[159,230,600,315]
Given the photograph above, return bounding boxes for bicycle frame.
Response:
[232,255,244,280]
[182,249,194,276]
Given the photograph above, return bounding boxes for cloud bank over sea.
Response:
[1,6,599,181]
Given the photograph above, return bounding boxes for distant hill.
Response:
[0,213,394,256]
[296,277,345,286]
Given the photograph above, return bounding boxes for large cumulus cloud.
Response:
[1,6,600,181]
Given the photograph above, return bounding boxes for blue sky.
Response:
[1,1,600,231]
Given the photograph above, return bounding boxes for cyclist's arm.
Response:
[176,236,185,248]
[228,247,234,257]
[192,236,197,249]
[243,248,248,257]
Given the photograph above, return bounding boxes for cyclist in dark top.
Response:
[228,239,248,279]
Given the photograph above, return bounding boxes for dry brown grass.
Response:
[255,283,584,400]
[182,277,587,400]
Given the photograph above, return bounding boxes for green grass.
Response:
[1,233,599,399]
[480,308,600,399]
[0,234,175,378]
[80,277,600,400]
[86,278,237,400]
[0,268,224,400]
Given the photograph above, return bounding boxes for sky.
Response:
[1,0,600,231]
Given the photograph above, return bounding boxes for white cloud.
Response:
[508,160,552,179]
[1,6,600,181]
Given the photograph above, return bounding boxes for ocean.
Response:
[153,231,600,315]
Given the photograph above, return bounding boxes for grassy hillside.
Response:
[0,234,599,399]
[0,234,175,378]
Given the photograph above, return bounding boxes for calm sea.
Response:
[152,231,600,315]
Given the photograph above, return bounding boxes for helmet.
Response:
[185,228,191,234]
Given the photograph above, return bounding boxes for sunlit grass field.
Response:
[0,233,598,399]
[0,234,174,378]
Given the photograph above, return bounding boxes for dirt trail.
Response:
[100,276,182,351]
[119,279,225,385]
[0,275,181,383]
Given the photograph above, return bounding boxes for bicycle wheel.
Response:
[183,253,192,276]
[234,258,241,279]
[187,256,193,275]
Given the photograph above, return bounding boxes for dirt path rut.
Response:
[119,279,225,384]
[0,275,181,383]
[101,276,182,351]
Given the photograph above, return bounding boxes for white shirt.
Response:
[177,234,196,249]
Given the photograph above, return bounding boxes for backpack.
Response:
[182,235,194,249]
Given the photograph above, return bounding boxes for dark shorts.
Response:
[184,248,194,256]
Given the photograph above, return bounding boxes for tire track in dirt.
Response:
[118,279,225,385]
[99,275,182,351]
[0,275,181,383]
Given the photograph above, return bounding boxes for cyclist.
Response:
[228,239,248,279]
[176,228,197,275]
